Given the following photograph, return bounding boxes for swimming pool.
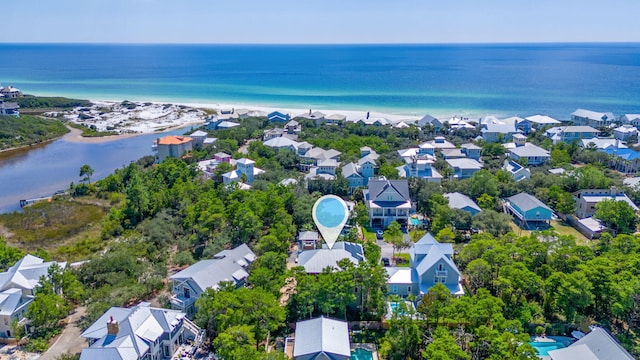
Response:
[351,348,374,360]
[529,341,566,356]
[410,217,421,226]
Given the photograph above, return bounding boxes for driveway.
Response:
[377,233,412,263]
[40,306,87,360]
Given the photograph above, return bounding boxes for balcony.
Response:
[169,294,196,311]
[435,271,447,277]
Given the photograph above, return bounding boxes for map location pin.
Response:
[312,195,349,250]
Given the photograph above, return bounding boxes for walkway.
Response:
[40,306,87,360]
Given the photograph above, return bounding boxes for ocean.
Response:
[0,43,639,119]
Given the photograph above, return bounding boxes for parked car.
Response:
[381,257,390,266]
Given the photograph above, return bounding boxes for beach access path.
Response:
[40,306,87,360]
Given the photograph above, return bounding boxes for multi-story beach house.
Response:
[481,123,519,142]
[0,100,19,116]
[169,244,256,317]
[620,114,640,127]
[505,193,553,229]
[417,114,444,132]
[546,126,599,144]
[508,143,550,166]
[574,188,639,219]
[156,135,193,162]
[445,158,483,179]
[385,233,464,297]
[342,150,377,191]
[363,178,413,228]
[222,158,264,185]
[571,109,615,128]
[0,255,66,338]
[292,317,351,360]
[80,302,203,360]
[0,85,22,99]
[613,124,638,142]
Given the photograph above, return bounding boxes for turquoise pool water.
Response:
[529,341,566,356]
[410,217,421,225]
[351,348,374,360]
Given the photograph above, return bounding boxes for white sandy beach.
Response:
[52,99,426,142]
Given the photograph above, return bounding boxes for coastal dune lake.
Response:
[0,128,189,213]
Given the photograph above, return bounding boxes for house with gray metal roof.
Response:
[620,114,640,127]
[385,233,463,297]
[574,188,639,219]
[445,158,483,179]
[0,100,19,116]
[297,242,363,274]
[503,160,531,182]
[80,302,203,360]
[548,327,634,360]
[508,143,550,166]
[571,109,615,128]
[363,178,413,228]
[505,193,553,229]
[481,123,519,143]
[417,114,443,132]
[444,192,482,215]
[293,317,350,360]
[169,244,255,317]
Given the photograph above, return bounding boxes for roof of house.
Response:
[80,303,193,360]
[622,114,640,121]
[0,254,66,292]
[500,116,525,125]
[614,124,638,134]
[572,109,615,121]
[444,192,482,213]
[169,244,255,293]
[623,177,640,188]
[0,288,29,316]
[297,244,363,274]
[263,137,299,149]
[547,126,599,135]
[385,267,418,284]
[507,193,552,213]
[325,114,346,121]
[279,178,298,186]
[482,123,517,134]
[216,121,240,128]
[509,144,551,158]
[410,233,453,259]
[524,115,561,124]
[428,137,456,149]
[367,179,411,203]
[190,130,208,137]
[461,143,481,150]
[601,147,640,160]
[548,327,634,360]
[575,190,639,211]
[317,159,339,167]
[298,231,318,241]
[441,148,465,159]
[580,138,627,150]
[293,317,350,358]
[415,244,460,278]
[236,158,255,165]
[357,154,378,166]
[445,158,483,170]
[577,217,607,233]
[157,136,192,145]
[341,162,362,178]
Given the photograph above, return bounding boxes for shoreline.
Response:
[0,128,70,155]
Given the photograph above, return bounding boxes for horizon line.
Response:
[1,41,640,46]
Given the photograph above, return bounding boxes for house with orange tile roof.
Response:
[156,136,193,162]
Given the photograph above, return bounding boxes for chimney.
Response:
[107,316,119,335]
[366,111,370,120]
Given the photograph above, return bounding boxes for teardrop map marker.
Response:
[312,195,349,250]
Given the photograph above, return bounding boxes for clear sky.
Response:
[3,0,640,44]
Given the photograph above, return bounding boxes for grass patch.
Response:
[0,198,107,253]
[362,226,376,242]
[0,115,69,150]
[16,96,91,109]
[509,220,590,246]
[394,253,411,267]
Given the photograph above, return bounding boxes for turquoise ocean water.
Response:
[0,43,639,119]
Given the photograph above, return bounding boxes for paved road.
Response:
[40,306,87,360]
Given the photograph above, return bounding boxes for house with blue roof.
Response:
[506,193,553,229]
[600,147,640,174]
[385,233,464,298]
[268,111,290,122]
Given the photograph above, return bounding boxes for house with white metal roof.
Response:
[297,242,364,274]
[363,178,413,228]
[505,193,553,229]
[613,124,638,142]
[574,188,639,219]
[620,114,640,127]
[222,158,264,186]
[169,244,255,317]
[0,100,19,116]
[571,109,615,128]
[481,123,519,142]
[548,327,634,360]
[417,114,443,132]
[385,233,464,297]
[444,192,482,215]
[293,317,350,360]
[80,302,203,360]
[580,138,626,150]
[0,254,68,338]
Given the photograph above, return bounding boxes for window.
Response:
[407,286,412,293]
[183,287,190,298]
[392,285,398,293]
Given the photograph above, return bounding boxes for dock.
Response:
[19,190,67,208]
